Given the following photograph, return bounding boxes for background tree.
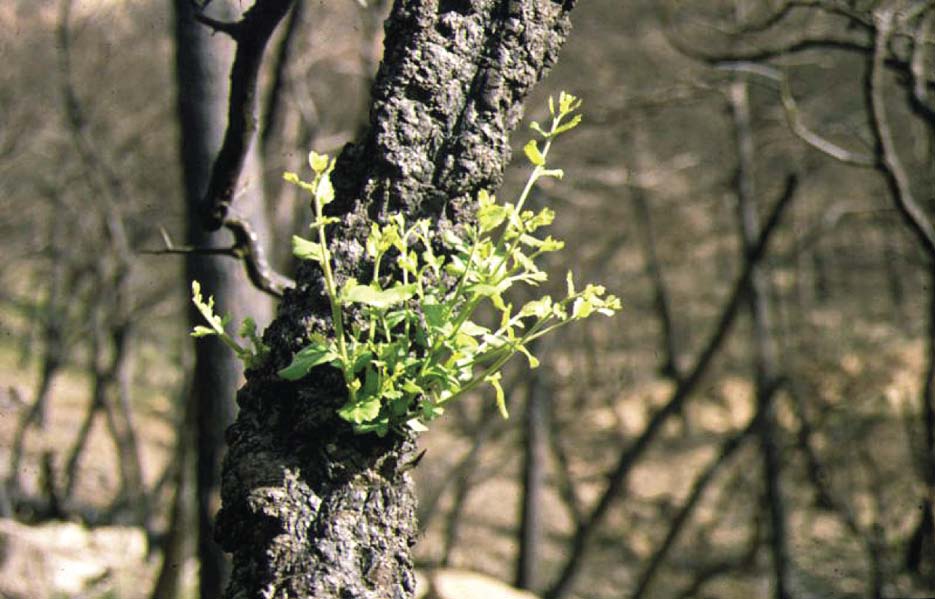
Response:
[173,0,275,596]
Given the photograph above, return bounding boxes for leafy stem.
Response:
[193,92,620,436]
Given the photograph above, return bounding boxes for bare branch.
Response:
[868,8,935,258]
[779,72,877,167]
[717,61,877,166]
[545,175,800,599]
[223,215,293,298]
[193,10,242,38]
[200,0,296,231]
[632,411,761,599]
[910,8,935,116]
[261,0,304,151]
[140,223,293,299]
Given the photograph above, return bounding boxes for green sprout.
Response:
[272,91,621,435]
[190,280,269,370]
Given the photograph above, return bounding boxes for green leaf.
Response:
[519,296,553,319]
[441,229,466,250]
[283,171,316,193]
[512,248,539,275]
[469,282,507,298]
[338,395,382,424]
[517,344,540,369]
[292,235,324,262]
[552,114,582,136]
[558,91,582,115]
[529,121,547,137]
[191,325,216,338]
[316,174,335,205]
[523,207,556,231]
[397,250,418,275]
[566,271,576,297]
[423,299,446,329]
[459,320,490,338]
[278,342,339,380]
[402,380,424,396]
[524,139,545,166]
[486,372,509,419]
[572,297,594,320]
[351,349,374,374]
[385,310,408,330]
[343,281,417,309]
[354,418,389,436]
[308,151,330,173]
[478,203,509,233]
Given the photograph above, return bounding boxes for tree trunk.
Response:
[173,2,275,597]
[729,78,791,599]
[515,363,550,590]
[215,2,577,597]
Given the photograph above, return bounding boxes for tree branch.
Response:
[141,225,293,298]
[199,0,296,231]
[632,410,761,599]
[544,175,799,599]
[868,8,935,259]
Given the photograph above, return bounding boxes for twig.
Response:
[548,410,583,529]
[198,0,296,231]
[910,8,935,117]
[544,175,799,599]
[716,62,876,167]
[632,411,761,599]
[141,224,294,298]
[868,9,935,258]
[224,214,293,297]
[192,11,242,38]
[631,187,684,381]
[260,0,304,151]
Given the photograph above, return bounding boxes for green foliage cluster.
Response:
[192,92,620,435]
[191,280,269,369]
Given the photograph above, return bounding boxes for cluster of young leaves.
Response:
[190,280,269,370]
[276,91,621,435]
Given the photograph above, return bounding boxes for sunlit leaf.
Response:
[524,139,545,166]
[292,235,324,262]
[338,396,382,424]
[343,282,417,309]
[308,151,330,173]
[278,342,339,380]
[552,113,582,136]
[316,174,335,205]
[485,372,508,419]
[283,171,315,193]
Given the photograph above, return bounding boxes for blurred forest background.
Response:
[2,0,935,598]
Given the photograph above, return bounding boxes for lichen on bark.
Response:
[215,2,577,597]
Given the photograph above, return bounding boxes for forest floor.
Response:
[0,328,933,599]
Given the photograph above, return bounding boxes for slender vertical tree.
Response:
[173,2,274,596]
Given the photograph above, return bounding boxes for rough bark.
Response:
[174,1,275,597]
[215,2,577,598]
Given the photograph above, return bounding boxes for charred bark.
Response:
[214,2,576,598]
